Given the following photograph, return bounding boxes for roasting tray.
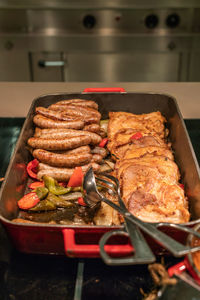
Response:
[0,87,200,261]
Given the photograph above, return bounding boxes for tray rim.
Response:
[1,90,200,228]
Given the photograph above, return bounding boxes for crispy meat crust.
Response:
[108,111,189,223]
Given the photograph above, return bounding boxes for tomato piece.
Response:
[27,159,39,179]
[78,197,87,206]
[179,183,184,190]
[18,192,40,210]
[130,132,143,140]
[99,138,108,148]
[67,167,84,187]
[29,181,44,189]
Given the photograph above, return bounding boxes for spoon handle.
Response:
[102,197,192,257]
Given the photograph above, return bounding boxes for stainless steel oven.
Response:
[1,1,200,82]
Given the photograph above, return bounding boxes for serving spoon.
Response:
[83,168,200,259]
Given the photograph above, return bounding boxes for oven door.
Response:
[30,52,180,82]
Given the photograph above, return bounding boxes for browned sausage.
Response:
[49,104,101,119]
[34,128,102,145]
[83,124,101,133]
[55,145,91,155]
[33,149,92,167]
[92,154,103,163]
[91,146,107,158]
[37,169,74,181]
[33,114,84,129]
[37,162,100,181]
[35,107,80,122]
[54,99,98,110]
[39,162,100,172]
[28,135,91,150]
[48,105,99,124]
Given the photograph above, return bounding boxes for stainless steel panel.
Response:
[0,10,28,33]
[26,9,192,35]
[65,53,180,82]
[31,52,64,82]
[0,5,198,82]
[0,50,30,81]
[1,0,200,9]
[188,52,200,81]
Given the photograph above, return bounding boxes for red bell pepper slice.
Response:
[78,197,87,206]
[58,182,67,187]
[67,167,84,187]
[29,181,44,189]
[18,192,40,210]
[27,159,39,179]
[130,132,143,140]
[99,138,108,148]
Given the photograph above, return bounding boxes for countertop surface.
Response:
[0,82,200,118]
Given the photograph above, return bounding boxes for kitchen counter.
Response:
[0,82,200,119]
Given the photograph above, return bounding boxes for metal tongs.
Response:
[83,168,200,265]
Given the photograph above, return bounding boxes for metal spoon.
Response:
[83,168,155,264]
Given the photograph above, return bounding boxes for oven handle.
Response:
[82,87,126,93]
[62,229,133,258]
[38,60,65,67]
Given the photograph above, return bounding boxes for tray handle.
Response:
[82,87,126,93]
[62,229,133,258]
[168,259,187,277]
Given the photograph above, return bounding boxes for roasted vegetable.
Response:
[47,192,76,208]
[130,132,143,140]
[99,138,108,148]
[30,199,56,211]
[35,187,49,200]
[18,192,40,210]
[100,119,108,133]
[26,159,39,179]
[59,192,82,201]
[78,197,87,206]
[29,181,45,189]
[67,167,84,187]
[43,175,71,195]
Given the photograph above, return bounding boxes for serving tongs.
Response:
[83,168,200,265]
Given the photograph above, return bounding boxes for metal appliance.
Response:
[1,1,200,81]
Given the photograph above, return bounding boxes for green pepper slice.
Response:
[43,175,71,195]
[47,193,76,208]
[35,187,49,200]
[30,199,56,211]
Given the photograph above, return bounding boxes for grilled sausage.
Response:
[49,104,101,119]
[33,114,84,129]
[39,162,100,172]
[53,99,98,110]
[35,107,80,122]
[83,124,101,133]
[33,149,92,167]
[92,154,104,163]
[37,162,100,181]
[37,168,74,181]
[55,145,91,155]
[28,135,91,151]
[46,105,99,124]
[34,128,102,145]
[91,146,107,158]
